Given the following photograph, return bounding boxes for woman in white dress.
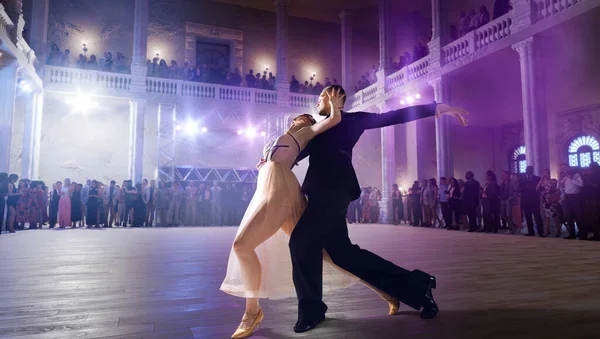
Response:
[221,89,405,338]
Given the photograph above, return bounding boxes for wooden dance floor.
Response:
[0,225,599,339]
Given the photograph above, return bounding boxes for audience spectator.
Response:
[493,0,513,19]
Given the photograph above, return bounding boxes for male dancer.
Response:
[290,85,468,332]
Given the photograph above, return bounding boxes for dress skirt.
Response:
[220,161,357,300]
[58,195,71,227]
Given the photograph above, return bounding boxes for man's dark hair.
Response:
[110,180,116,184]
[322,84,347,105]
[465,171,474,180]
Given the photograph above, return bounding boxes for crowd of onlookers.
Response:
[351,163,600,240]
[289,75,339,95]
[0,172,256,233]
[449,0,512,41]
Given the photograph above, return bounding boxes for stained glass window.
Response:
[510,146,526,174]
[568,136,600,168]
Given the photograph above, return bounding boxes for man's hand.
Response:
[256,158,267,170]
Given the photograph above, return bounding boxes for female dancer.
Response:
[221,89,402,338]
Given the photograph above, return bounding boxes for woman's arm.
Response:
[308,88,344,136]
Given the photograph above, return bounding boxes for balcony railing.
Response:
[0,4,13,39]
[536,0,584,20]
[46,66,132,91]
[290,92,318,108]
[474,13,512,50]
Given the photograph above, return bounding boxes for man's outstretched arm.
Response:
[356,103,438,130]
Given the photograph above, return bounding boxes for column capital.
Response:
[376,102,389,113]
[512,36,535,57]
[339,9,354,21]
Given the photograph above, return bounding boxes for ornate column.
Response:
[275,0,290,107]
[4,0,24,44]
[512,37,549,172]
[340,10,354,92]
[428,0,442,70]
[21,90,44,179]
[0,63,19,173]
[378,102,395,224]
[128,0,148,183]
[130,0,149,93]
[376,0,392,95]
[29,0,49,68]
[128,100,146,183]
[431,77,453,178]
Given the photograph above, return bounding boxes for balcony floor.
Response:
[0,225,598,338]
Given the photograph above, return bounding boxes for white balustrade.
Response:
[408,56,430,81]
[474,14,512,50]
[0,4,13,39]
[361,84,378,103]
[147,77,180,95]
[181,81,217,98]
[289,93,318,108]
[386,67,407,91]
[45,66,131,92]
[350,91,363,109]
[442,33,473,63]
[219,86,252,102]
[536,0,582,20]
[253,88,277,104]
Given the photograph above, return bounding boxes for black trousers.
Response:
[289,191,431,321]
[522,199,543,236]
[466,202,477,231]
[440,202,451,227]
[49,203,59,228]
[482,198,500,233]
[562,194,586,237]
[411,202,422,226]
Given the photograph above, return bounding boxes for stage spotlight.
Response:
[237,129,244,135]
[246,127,257,137]
[415,93,421,99]
[183,121,198,135]
[406,96,415,104]
[400,99,405,105]
[175,125,183,132]
[201,126,208,133]
[260,131,266,137]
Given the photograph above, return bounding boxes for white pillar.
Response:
[29,0,49,67]
[340,10,354,92]
[131,0,149,93]
[0,64,19,173]
[128,99,146,183]
[431,0,441,39]
[512,37,549,172]
[21,91,44,179]
[376,0,392,95]
[275,0,290,106]
[378,102,395,224]
[428,0,442,69]
[431,77,453,179]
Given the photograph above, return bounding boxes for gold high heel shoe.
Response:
[231,309,264,339]
[388,298,400,315]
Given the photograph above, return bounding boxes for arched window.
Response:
[510,146,526,174]
[568,136,600,168]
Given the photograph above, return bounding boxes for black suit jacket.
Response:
[297,103,437,200]
[464,179,481,207]
[520,175,541,202]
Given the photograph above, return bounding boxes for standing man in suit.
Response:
[521,166,544,236]
[102,180,119,227]
[289,85,469,332]
[464,171,481,232]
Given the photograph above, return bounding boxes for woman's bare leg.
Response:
[233,201,290,315]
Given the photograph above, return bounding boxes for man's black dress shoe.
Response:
[294,315,325,333]
[420,276,439,319]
